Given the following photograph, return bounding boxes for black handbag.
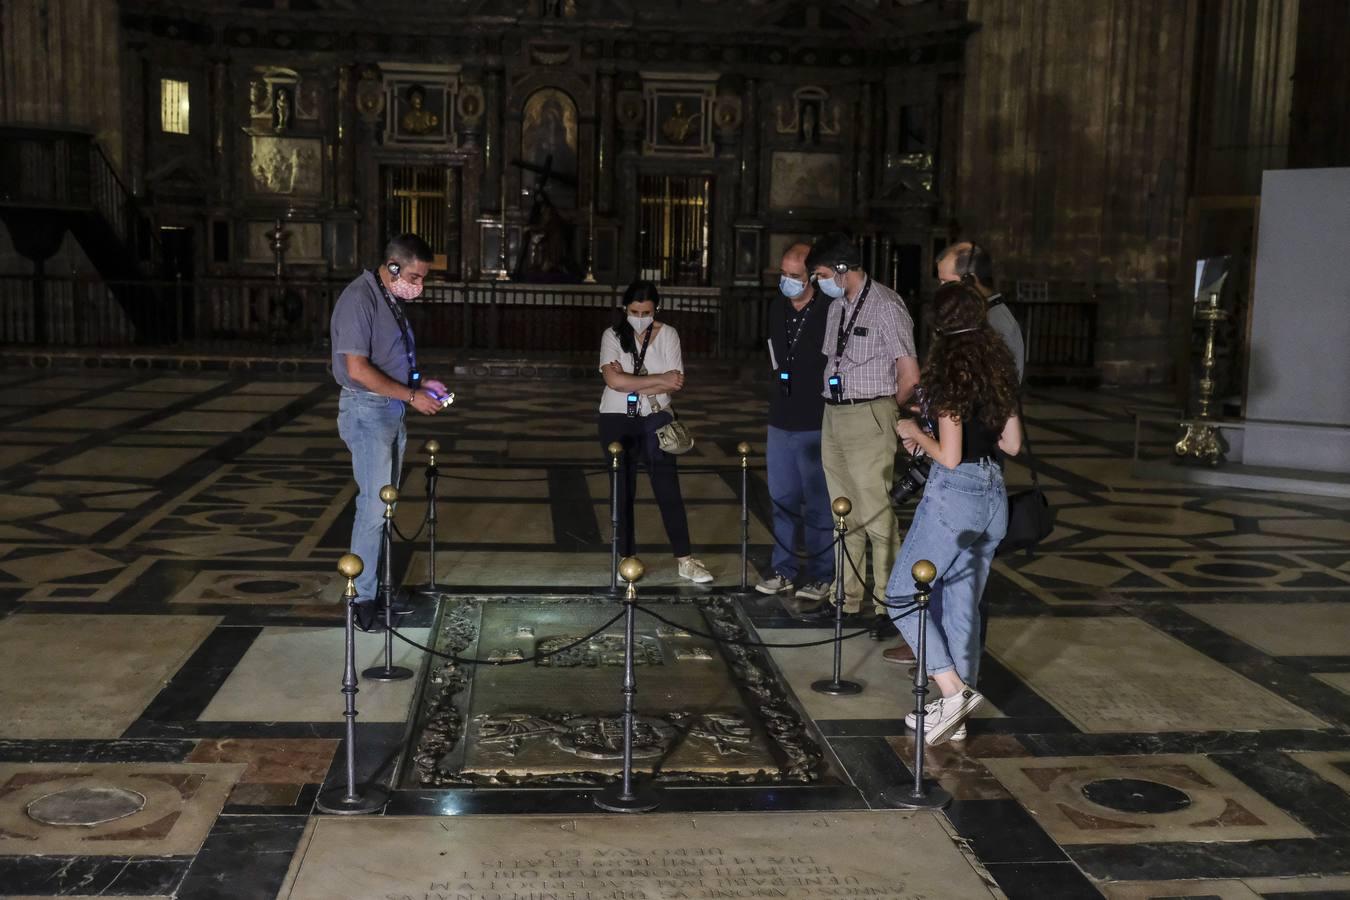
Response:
[997,398,1056,556]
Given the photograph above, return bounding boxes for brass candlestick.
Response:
[583,200,597,284]
[496,173,511,281]
[1175,291,1229,465]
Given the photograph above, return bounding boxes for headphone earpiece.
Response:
[387,261,401,278]
[960,243,980,286]
[833,261,849,275]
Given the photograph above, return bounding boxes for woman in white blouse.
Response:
[598,280,713,583]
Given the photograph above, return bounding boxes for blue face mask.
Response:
[779,275,806,299]
[815,273,846,299]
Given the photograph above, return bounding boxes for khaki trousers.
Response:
[821,399,900,613]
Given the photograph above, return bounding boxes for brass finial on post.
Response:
[338,553,363,592]
[608,441,623,471]
[813,495,862,696]
[424,439,440,467]
[316,551,390,815]
[364,485,413,683]
[380,485,398,518]
[884,556,952,811]
[618,555,645,601]
[737,441,751,468]
[595,554,660,813]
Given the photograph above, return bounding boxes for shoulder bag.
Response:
[644,393,695,455]
[997,396,1056,556]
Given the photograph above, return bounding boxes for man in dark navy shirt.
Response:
[757,242,834,604]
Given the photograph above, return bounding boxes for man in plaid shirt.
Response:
[808,232,920,635]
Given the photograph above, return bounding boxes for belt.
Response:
[825,394,892,406]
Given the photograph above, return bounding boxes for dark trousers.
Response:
[598,413,692,558]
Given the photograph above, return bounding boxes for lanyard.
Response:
[831,277,872,374]
[781,298,814,369]
[631,325,654,375]
[375,275,417,371]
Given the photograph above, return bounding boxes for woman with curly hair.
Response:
[886,281,1023,745]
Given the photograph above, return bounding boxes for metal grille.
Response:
[638,174,712,286]
[382,165,460,275]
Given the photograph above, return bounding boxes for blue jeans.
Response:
[887,461,1007,687]
[337,389,407,601]
[767,426,834,583]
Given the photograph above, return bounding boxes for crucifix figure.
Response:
[509,154,583,282]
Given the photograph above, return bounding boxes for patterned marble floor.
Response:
[0,367,1348,899]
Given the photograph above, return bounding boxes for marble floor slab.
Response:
[41,446,201,479]
[1180,602,1350,657]
[198,626,428,722]
[280,812,1000,900]
[762,628,1003,722]
[986,617,1325,732]
[434,501,558,543]
[0,614,219,739]
[1285,750,1350,794]
[982,753,1313,845]
[0,761,244,856]
[1313,672,1350,695]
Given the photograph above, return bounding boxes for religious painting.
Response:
[520,88,579,208]
[733,225,763,285]
[249,135,323,196]
[641,75,715,158]
[769,151,841,210]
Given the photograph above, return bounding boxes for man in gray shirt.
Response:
[330,233,449,627]
[935,241,1025,379]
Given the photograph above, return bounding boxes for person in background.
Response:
[597,280,713,584]
[757,242,834,607]
[886,281,1022,745]
[330,233,450,631]
[809,232,920,639]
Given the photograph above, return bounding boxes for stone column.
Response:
[596,66,615,216]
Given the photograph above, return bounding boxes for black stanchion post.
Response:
[608,441,622,596]
[812,497,862,696]
[882,560,951,810]
[419,439,444,596]
[316,553,390,815]
[595,557,661,812]
[363,485,413,682]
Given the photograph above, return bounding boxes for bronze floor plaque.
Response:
[405,598,829,788]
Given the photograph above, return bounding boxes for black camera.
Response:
[891,454,932,505]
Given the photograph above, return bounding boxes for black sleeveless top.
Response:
[960,405,1002,462]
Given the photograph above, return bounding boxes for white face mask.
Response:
[627,315,653,333]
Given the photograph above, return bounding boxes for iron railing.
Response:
[0,275,724,356]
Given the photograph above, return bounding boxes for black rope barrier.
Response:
[384,608,627,666]
[632,601,918,649]
[383,596,923,664]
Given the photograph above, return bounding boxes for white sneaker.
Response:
[905,700,967,742]
[796,580,832,602]
[755,572,792,595]
[924,689,984,746]
[678,557,714,584]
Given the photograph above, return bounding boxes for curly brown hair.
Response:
[919,282,1019,431]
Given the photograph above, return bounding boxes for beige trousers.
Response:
[820,399,900,613]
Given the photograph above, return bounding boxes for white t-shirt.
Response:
[597,323,684,415]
